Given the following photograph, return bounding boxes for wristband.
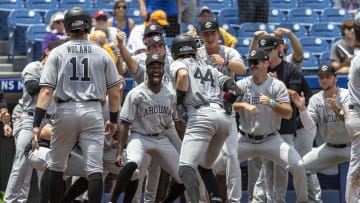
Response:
[110,111,119,124]
[223,57,229,66]
[33,107,47,128]
[269,99,276,109]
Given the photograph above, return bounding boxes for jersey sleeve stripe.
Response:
[107,80,121,89]
[119,117,132,124]
[39,83,56,89]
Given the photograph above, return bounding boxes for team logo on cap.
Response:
[250,50,257,56]
[259,39,266,47]
[152,54,159,59]
[321,65,328,71]
[149,24,156,30]
[153,36,161,41]
[205,22,213,29]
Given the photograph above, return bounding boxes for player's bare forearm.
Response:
[233,102,250,112]
[272,102,292,120]
[117,122,130,153]
[174,120,185,140]
[36,87,54,110]
[107,84,121,113]
[227,61,246,75]
[176,69,189,91]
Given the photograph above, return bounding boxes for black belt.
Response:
[349,104,357,109]
[240,130,275,140]
[194,102,223,109]
[326,143,350,148]
[27,111,53,119]
[131,131,160,137]
[58,99,99,103]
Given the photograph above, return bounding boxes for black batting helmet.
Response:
[64,7,92,34]
[171,34,197,60]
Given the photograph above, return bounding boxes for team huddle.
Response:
[3,6,360,203]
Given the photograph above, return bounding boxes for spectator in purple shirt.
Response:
[41,12,67,53]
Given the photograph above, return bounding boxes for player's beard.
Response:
[322,82,335,91]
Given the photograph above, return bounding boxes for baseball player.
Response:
[110,54,185,203]
[290,64,351,199]
[255,35,307,203]
[170,33,242,203]
[117,28,181,203]
[343,14,360,203]
[196,19,246,203]
[4,40,63,203]
[234,48,308,203]
[250,30,322,202]
[31,7,121,202]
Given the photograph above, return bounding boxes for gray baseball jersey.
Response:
[40,40,121,101]
[197,45,243,78]
[21,61,56,115]
[170,58,229,108]
[120,82,177,135]
[348,48,360,105]
[236,76,290,135]
[302,87,351,144]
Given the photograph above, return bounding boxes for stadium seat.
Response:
[217,7,239,25]
[299,0,332,11]
[287,8,320,27]
[319,50,331,65]
[236,37,252,56]
[7,9,43,61]
[200,0,231,10]
[58,0,92,9]
[127,8,142,25]
[302,51,319,74]
[26,24,48,62]
[277,23,308,38]
[127,0,139,9]
[0,0,25,40]
[309,22,342,42]
[269,8,287,26]
[320,8,353,25]
[300,36,329,56]
[94,0,115,10]
[25,0,59,14]
[269,0,298,13]
[237,23,273,38]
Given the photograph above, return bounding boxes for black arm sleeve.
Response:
[25,80,41,96]
[0,90,7,109]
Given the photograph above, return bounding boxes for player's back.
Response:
[171,57,223,107]
[41,40,120,102]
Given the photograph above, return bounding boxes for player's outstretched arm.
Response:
[106,84,121,136]
[115,121,130,167]
[32,86,53,150]
[116,30,139,75]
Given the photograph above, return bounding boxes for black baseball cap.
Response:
[146,54,165,66]
[318,64,337,75]
[147,35,165,48]
[144,24,163,35]
[200,20,219,32]
[258,35,279,50]
[248,48,269,61]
